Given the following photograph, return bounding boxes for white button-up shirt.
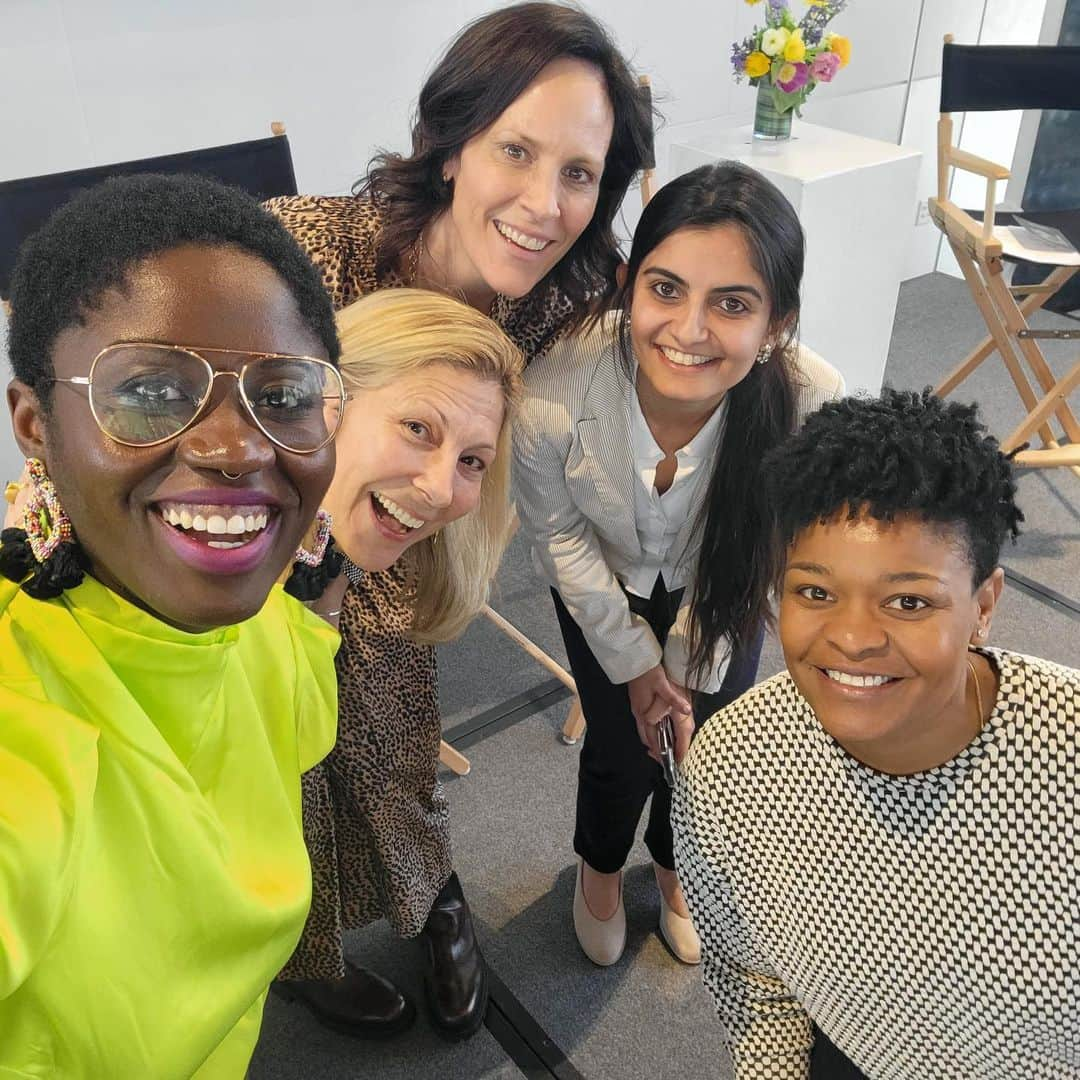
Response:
[622,385,727,600]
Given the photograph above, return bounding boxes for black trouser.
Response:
[810,1025,868,1078]
[552,577,763,874]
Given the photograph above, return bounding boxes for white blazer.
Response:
[513,317,845,693]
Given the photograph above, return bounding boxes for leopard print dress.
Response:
[267,195,572,978]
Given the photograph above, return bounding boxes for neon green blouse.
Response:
[0,575,339,1078]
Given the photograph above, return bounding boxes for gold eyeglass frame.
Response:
[51,342,348,454]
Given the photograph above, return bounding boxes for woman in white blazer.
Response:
[513,163,845,968]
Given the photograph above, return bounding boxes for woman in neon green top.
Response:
[0,174,346,1078]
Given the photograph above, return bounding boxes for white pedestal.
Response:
[670,122,921,396]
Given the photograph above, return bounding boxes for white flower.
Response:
[761,26,790,57]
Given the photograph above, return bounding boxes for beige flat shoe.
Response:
[659,893,701,965]
[572,857,626,966]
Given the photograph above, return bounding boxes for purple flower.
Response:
[776,61,809,93]
[799,0,847,45]
[767,0,786,12]
[810,51,841,82]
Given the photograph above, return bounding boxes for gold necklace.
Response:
[408,230,471,306]
[967,658,985,729]
[406,234,422,285]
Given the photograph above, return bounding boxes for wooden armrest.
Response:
[947,147,1010,181]
[927,197,1003,261]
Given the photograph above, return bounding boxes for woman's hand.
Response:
[628,665,692,764]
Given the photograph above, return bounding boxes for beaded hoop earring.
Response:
[23,458,73,562]
[295,509,332,568]
[283,509,344,602]
[0,458,90,599]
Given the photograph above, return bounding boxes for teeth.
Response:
[825,670,894,688]
[660,346,718,367]
[207,540,246,549]
[495,221,550,251]
[159,503,271,535]
[373,492,426,530]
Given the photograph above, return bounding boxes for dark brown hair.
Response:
[614,163,804,684]
[358,2,653,332]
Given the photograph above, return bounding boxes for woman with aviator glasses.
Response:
[0,174,345,1078]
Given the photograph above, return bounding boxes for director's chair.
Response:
[0,122,298,312]
[928,36,1080,477]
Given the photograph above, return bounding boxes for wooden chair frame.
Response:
[928,35,1080,477]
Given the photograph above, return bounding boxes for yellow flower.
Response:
[783,29,806,62]
[827,33,852,67]
[745,50,771,78]
[807,0,830,6]
[745,0,765,5]
[761,27,790,57]
[777,62,798,85]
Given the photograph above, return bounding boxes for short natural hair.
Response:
[7,173,339,412]
[359,1,653,333]
[335,288,524,642]
[761,388,1024,586]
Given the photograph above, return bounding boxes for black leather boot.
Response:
[420,872,488,1040]
[271,959,416,1039]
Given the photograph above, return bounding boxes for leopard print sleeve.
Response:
[264,195,383,312]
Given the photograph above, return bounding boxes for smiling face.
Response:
[7,243,335,633]
[435,57,614,306]
[779,510,1003,773]
[324,363,505,572]
[629,224,776,415]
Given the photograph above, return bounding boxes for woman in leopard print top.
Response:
[265,2,653,1042]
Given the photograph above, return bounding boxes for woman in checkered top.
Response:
[674,389,1078,1079]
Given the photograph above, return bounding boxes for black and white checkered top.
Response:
[672,648,1078,1079]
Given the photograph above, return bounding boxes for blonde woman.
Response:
[273,289,523,1039]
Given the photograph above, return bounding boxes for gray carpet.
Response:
[250,273,1078,1079]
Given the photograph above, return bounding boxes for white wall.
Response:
[0,0,1058,478]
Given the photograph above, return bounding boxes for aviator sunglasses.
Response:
[50,342,347,454]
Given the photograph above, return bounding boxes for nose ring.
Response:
[221,470,243,480]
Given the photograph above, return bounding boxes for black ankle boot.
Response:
[420,871,488,1040]
[271,959,416,1039]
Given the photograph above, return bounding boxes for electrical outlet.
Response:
[915,201,932,227]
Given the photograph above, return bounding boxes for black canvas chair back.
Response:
[0,132,297,300]
[940,42,1080,113]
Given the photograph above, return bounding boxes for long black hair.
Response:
[359,2,653,332]
[614,162,803,683]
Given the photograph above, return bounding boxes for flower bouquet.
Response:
[732,0,852,139]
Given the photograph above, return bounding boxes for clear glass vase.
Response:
[753,83,793,141]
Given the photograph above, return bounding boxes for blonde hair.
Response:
[335,288,524,643]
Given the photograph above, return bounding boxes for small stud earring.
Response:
[755,342,773,366]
